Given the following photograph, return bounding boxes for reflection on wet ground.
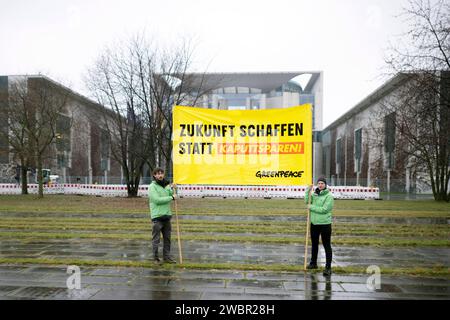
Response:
[0,265,448,300]
[0,239,449,267]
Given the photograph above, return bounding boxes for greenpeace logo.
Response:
[256,170,304,178]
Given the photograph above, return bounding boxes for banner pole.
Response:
[304,186,312,271]
[173,185,183,264]
[304,103,314,271]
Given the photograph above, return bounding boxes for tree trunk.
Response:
[37,155,43,198]
[127,182,139,197]
[20,162,28,195]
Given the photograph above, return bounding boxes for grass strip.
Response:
[0,257,448,278]
[1,196,449,217]
[1,208,448,218]
[0,231,448,247]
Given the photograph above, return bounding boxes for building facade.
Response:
[321,72,449,193]
[0,75,121,184]
[8,71,444,192]
[185,72,324,181]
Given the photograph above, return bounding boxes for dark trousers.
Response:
[152,219,171,258]
[310,223,332,268]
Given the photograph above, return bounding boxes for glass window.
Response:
[237,87,250,94]
[224,87,236,94]
[336,138,342,165]
[384,112,396,153]
[100,129,110,171]
[56,115,71,152]
[354,128,362,173]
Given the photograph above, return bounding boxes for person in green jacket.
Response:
[149,167,177,264]
[305,177,334,276]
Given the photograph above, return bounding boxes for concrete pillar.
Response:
[87,122,92,184]
[344,133,347,186]
[260,94,266,109]
[406,167,410,193]
[387,170,391,193]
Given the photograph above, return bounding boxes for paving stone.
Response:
[0,286,22,295]
[167,279,225,288]
[380,276,450,286]
[201,292,302,300]
[0,296,35,300]
[318,290,395,299]
[245,272,304,281]
[0,266,29,273]
[397,284,450,295]
[89,289,201,300]
[175,270,244,280]
[24,266,93,274]
[84,283,170,291]
[40,251,107,257]
[90,268,140,276]
[138,269,177,277]
[183,287,245,294]
[8,287,99,300]
[133,277,169,286]
[327,275,369,284]
[0,273,47,281]
[375,283,404,293]
[227,279,284,289]
[284,280,345,292]
[387,293,450,300]
[340,283,377,293]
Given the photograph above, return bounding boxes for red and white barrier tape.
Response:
[0,184,380,199]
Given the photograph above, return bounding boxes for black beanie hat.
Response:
[317,177,327,185]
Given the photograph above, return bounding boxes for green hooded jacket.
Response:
[148,181,174,220]
[304,186,334,225]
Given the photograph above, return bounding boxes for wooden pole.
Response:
[304,185,313,271]
[304,104,314,271]
[173,185,183,264]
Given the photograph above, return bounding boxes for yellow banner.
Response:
[173,104,312,185]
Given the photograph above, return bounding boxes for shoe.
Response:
[163,257,177,264]
[306,263,318,270]
[323,267,332,276]
[153,256,161,263]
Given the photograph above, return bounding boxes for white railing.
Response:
[0,183,380,199]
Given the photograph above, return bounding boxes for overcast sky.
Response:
[0,0,412,127]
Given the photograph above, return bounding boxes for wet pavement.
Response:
[0,239,449,268]
[0,265,448,300]
[0,209,449,300]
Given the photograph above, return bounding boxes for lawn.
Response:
[0,194,449,277]
[0,194,449,217]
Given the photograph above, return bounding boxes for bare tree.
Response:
[1,78,34,194]
[375,0,450,200]
[85,34,212,196]
[27,77,69,197]
[85,37,155,197]
[0,77,70,197]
